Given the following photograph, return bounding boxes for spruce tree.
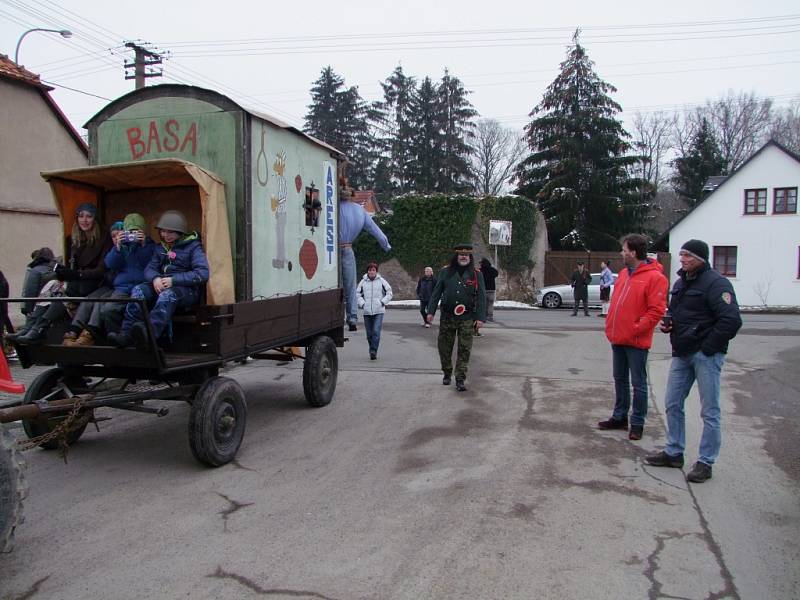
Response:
[408,76,442,193]
[372,65,417,194]
[437,69,478,193]
[515,31,647,250]
[304,66,372,188]
[671,118,727,206]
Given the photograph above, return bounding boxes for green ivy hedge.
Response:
[353,194,536,276]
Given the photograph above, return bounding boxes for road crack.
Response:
[207,566,340,599]
[217,492,254,532]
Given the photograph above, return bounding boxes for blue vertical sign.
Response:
[324,161,336,271]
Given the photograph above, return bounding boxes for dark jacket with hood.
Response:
[21,252,57,314]
[668,263,742,357]
[416,275,435,304]
[144,232,209,288]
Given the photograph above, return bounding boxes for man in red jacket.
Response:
[598,234,668,440]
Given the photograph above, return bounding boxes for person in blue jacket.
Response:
[108,210,208,349]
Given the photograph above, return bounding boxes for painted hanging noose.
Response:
[256,123,268,187]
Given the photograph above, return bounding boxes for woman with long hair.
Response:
[13,203,111,344]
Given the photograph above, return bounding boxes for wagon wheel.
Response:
[21,368,88,450]
[303,335,338,408]
[0,425,27,553]
[188,377,247,467]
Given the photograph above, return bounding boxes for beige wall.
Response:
[0,79,87,322]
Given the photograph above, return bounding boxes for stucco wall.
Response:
[0,80,87,319]
[669,144,799,307]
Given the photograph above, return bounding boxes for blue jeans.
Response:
[363,313,384,355]
[121,284,200,339]
[664,352,725,465]
[611,345,649,426]
[340,246,357,325]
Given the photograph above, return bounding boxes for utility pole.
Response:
[124,42,163,89]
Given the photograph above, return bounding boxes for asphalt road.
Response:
[1,308,798,600]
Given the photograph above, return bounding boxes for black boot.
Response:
[16,321,49,344]
[456,379,467,392]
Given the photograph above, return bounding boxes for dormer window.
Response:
[744,189,766,215]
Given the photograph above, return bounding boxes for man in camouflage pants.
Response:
[426,243,486,392]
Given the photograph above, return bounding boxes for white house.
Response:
[668,140,799,308]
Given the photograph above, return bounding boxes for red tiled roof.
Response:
[353,190,380,214]
[0,54,52,90]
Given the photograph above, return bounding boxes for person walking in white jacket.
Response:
[357,262,393,360]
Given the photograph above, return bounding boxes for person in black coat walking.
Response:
[479,258,499,322]
[416,266,435,327]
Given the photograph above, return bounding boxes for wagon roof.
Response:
[41,158,224,189]
[84,84,346,159]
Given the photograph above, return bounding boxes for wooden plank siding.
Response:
[544,251,671,286]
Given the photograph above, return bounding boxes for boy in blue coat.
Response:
[108,210,209,349]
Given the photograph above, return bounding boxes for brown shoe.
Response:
[72,329,95,347]
[62,331,79,346]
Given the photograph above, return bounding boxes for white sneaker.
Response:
[424,323,431,328]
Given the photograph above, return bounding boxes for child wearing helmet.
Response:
[108,210,209,349]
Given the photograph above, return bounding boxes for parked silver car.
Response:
[536,273,618,309]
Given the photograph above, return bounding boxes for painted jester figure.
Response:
[426,244,486,392]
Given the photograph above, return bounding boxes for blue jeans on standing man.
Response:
[340,246,357,325]
[664,351,724,465]
[363,313,384,356]
[611,344,649,426]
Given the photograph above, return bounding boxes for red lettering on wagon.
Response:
[125,120,198,159]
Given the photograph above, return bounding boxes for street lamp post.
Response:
[14,28,72,65]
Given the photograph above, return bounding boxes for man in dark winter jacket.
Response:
[645,239,742,484]
[570,261,591,316]
[109,210,208,349]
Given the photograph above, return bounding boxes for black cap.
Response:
[681,239,709,262]
[454,243,473,255]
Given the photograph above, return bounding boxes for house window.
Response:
[744,189,766,214]
[774,187,797,214]
[713,246,737,277]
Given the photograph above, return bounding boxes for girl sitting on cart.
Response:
[108,210,208,349]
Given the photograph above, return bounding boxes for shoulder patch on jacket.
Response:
[721,291,732,304]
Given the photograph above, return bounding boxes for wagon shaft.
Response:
[0,396,88,424]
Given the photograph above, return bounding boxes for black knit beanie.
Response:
[681,239,709,262]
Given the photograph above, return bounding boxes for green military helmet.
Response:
[156,210,188,234]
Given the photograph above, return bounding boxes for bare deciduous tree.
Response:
[470,119,526,196]
[632,111,672,192]
[702,90,773,171]
[770,98,800,153]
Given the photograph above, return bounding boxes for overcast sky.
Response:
[2,0,798,138]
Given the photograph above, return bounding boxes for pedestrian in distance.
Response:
[598,234,668,441]
[479,257,499,323]
[645,239,742,483]
[570,261,592,316]
[338,180,391,333]
[426,243,486,392]
[598,260,614,318]
[356,262,393,360]
[416,266,435,328]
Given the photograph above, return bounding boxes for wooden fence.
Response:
[543,251,671,286]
